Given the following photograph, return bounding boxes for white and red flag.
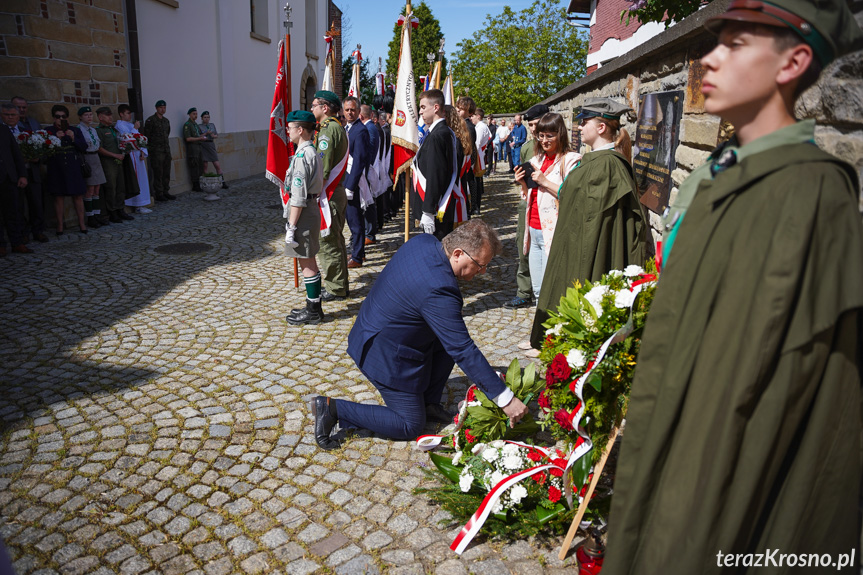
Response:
[443,73,455,106]
[375,72,385,98]
[266,39,293,204]
[347,46,362,101]
[322,35,335,92]
[390,10,419,180]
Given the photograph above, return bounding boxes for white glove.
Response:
[345,189,354,200]
[420,212,435,234]
[285,223,298,248]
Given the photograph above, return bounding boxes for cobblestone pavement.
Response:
[0,170,581,574]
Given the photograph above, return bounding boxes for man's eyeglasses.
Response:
[54,114,68,119]
[462,250,488,272]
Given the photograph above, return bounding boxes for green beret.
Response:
[286,110,316,124]
[575,98,632,121]
[314,90,340,108]
[95,106,112,116]
[187,107,197,115]
[201,111,209,117]
[155,100,166,107]
[705,0,863,66]
[77,106,92,116]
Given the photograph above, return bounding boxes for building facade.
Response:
[0,0,337,194]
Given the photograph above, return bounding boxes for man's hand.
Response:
[420,212,435,234]
[345,189,354,200]
[17,177,27,188]
[502,397,528,427]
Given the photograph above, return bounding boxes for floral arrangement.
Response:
[121,132,148,151]
[539,262,657,463]
[16,130,62,161]
[417,262,658,549]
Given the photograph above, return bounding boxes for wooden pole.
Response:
[404,0,412,244]
[558,427,620,561]
[284,4,299,289]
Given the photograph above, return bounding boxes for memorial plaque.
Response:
[633,91,683,214]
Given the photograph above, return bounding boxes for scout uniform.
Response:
[143,100,173,201]
[76,106,108,228]
[94,107,128,222]
[529,98,648,348]
[313,90,351,299]
[183,108,203,192]
[603,2,863,573]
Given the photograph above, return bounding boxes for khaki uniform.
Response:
[183,120,202,191]
[284,140,322,259]
[143,114,171,198]
[95,123,126,212]
[315,116,349,296]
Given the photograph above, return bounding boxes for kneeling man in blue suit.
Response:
[311,219,529,449]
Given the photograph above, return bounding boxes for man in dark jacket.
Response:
[311,219,528,449]
[341,96,371,268]
[0,106,29,256]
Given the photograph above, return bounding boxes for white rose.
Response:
[491,440,505,449]
[491,500,504,515]
[471,443,486,455]
[566,348,586,369]
[623,264,644,277]
[490,470,507,486]
[608,269,624,277]
[452,451,463,466]
[584,285,609,318]
[502,454,522,471]
[482,447,499,462]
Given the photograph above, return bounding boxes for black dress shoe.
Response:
[118,211,134,221]
[109,213,122,223]
[165,192,177,200]
[321,288,346,302]
[34,233,49,243]
[425,403,455,425]
[311,396,342,450]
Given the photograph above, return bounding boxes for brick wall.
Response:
[0,0,129,125]
[588,0,643,57]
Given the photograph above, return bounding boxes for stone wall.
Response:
[0,0,129,125]
[541,0,863,244]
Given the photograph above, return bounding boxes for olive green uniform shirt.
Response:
[183,120,202,156]
[315,116,349,195]
[95,124,122,154]
[142,114,171,152]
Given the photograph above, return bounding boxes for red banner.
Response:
[266,39,293,205]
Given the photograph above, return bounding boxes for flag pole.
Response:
[284,3,299,289]
[404,0,412,244]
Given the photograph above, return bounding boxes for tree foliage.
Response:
[450,0,588,114]
[385,2,447,97]
[621,0,703,28]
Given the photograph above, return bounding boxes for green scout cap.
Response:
[77,106,91,116]
[286,110,316,123]
[201,110,209,116]
[523,104,549,121]
[705,0,863,66]
[155,100,166,107]
[314,90,340,108]
[187,107,197,115]
[575,98,632,121]
[95,106,112,116]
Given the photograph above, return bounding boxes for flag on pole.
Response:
[442,74,455,105]
[429,62,440,91]
[322,35,335,91]
[266,39,293,205]
[390,10,419,181]
[348,46,362,102]
[375,72,385,98]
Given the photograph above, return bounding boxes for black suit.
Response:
[16,118,45,236]
[0,125,26,247]
[413,119,456,240]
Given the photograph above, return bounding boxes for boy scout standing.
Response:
[310,90,350,301]
[95,107,131,223]
[283,110,325,325]
[604,2,863,573]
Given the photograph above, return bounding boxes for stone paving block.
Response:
[335,554,380,575]
[435,559,468,575]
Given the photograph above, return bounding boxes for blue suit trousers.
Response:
[345,192,365,262]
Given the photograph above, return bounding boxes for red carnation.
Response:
[550,353,572,381]
[452,436,456,448]
[533,472,547,484]
[453,414,459,424]
[580,473,595,497]
[545,334,553,347]
[527,449,543,462]
[464,429,476,444]
[553,409,574,431]
[466,387,476,402]
[545,366,557,388]
[538,390,550,410]
[548,486,562,503]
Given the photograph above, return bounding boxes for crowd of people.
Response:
[0,97,229,256]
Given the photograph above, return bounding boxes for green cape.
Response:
[530,149,648,347]
[604,143,863,573]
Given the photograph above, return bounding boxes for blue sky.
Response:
[338,0,554,76]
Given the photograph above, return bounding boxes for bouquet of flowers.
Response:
[114,136,130,164]
[539,262,658,463]
[16,130,62,161]
[121,132,148,151]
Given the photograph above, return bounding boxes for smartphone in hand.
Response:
[519,162,538,188]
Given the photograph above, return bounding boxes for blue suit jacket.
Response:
[347,234,507,398]
[363,120,379,166]
[343,121,371,192]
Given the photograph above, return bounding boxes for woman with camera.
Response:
[45,105,87,235]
